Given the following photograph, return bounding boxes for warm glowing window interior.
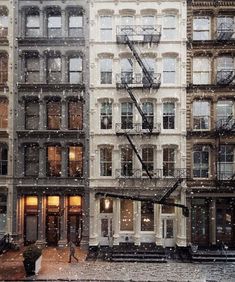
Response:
[26,196,38,206]
[69,196,81,206]
[47,196,59,207]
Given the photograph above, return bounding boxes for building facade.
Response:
[0,1,14,238]
[12,0,89,247]
[186,0,235,248]
[89,0,188,249]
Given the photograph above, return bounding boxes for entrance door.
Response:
[68,214,82,245]
[162,217,175,247]
[25,215,38,244]
[46,215,59,245]
[100,216,113,246]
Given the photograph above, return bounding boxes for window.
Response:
[0,55,7,84]
[121,102,133,129]
[0,9,8,37]
[0,99,7,128]
[101,102,112,129]
[25,55,40,83]
[141,202,154,231]
[142,16,154,34]
[121,16,134,35]
[68,100,83,130]
[121,58,133,84]
[121,147,133,176]
[47,56,61,83]
[47,100,61,129]
[193,57,211,85]
[216,100,233,128]
[120,200,133,231]
[46,146,61,177]
[24,145,39,176]
[163,57,176,84]
[100,59,112,84]
[142,102,154,129]
[193,145,209,178]
[69,57,82,84]
[100,198,113,213]
[0,144,7,175]
[25,100,39,130]
[163,102,175,129]
[69,13,83,37]
[218,145,234,180]
[100,16,112,41]
[193,101,210,130]
[100,147,112,176]
[163,147,175,177]
[163,15,176,39]
[217,16,234,39]
[68,145,83,177]
[193,16,210,40]
[217,56,234,84]
[26,11,40,37]
[142,147,154,175]
[47,10,61,37]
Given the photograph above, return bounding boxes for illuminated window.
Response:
[47,196,60,212]
[25,100,39,130]
[0,98,8,128]
[69,196,82,213]
[120,200,133,231]
[100,198,113,213]
[46,146,61,177]
[141,202,154,231]
[47,100,61,129]
[25,196,38,212]
[68,145,83,177]
[68,100,83,130]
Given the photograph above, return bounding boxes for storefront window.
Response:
[141,202,154,231]
[120,200,133,231]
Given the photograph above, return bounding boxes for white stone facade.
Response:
[89,0,187,247]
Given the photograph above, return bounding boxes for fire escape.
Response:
[97,25,189,216]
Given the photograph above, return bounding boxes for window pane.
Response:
[193,17,210,40]
[69,146,83,177]
[68,101,83,130]
[47,146,61,177]
[141,202,154,231]
[101,102,112,129]
[26,14,40,37]
[100,147,112,176]
[120,200,133,231]
[47,101,61,129]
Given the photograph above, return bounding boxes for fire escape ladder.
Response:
[124,133,152,179]
[124,83,153,133]
[125,36,153,86]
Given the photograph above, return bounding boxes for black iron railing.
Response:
[217,69,235,85]
[216,23,234,41]
[116,73,161,89]
[115,123,161,134]
[216,118,235,131]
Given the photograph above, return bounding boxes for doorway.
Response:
[24,196,38,245]
[46,214,59,245]
[162,217,175,247]
[99,216,113,246]
[68,214,82,245]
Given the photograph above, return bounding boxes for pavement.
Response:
[0,247,235,281]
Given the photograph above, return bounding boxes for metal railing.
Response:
[216,23,234,41]
[217,69,235,85]
[115,168,188,179]
[116,73,161,88]
[216,118,235,131]
[115,123,161,134]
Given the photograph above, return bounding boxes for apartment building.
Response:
[12,0,89,247]
[0,1,14,238]
[89,0,188,249]
[186,0,235,248]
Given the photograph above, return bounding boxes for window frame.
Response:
[193,16,211,41]
[25,11,40,37]
[193,145,210,178]
[0,98,8,129]
[68,56,83,84]
[24,144,39,177]
[25,100,39,130]
[100,58,112,84]
[100,101,112,129]
[163,102,175,129]
[163,147,175,177]
[121,147,133,177]
[100,16,112,41]
[121,102,133,129]
[0,143,7,175]
[46,100,61,130]
[68,145,83,177]
[68,100,83,130]
[46,145,62,177]
[193,100,210,131]
[100,147,112,177]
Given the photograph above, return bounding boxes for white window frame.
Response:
[193,57,211,85]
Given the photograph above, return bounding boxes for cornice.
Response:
[188,0,235,7]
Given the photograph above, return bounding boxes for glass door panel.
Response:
[25,215,38,244]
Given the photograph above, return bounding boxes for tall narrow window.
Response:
[100,147,112,176]
[163,147,175,177]
[141,202,154,231]
[216,100,233,128]
[26,11,40,37]
[163,57,176,84]
[47,100,61,129]
[163,102,175,129]
[69,57,82,84]
[100,59,112,84]
[193,16,211,40]
[69,13,83,37]
[121,102,133,129]
[218,145,234,180]
[193,101,210,130]
[46,146,61,177]
[24,145,39,176]
[0,144,7,175]
[142,147,154,176]
[217,56,234,84]
[47,56,61,83]
[163,15,176,39]
[142,102,154,129]
[25,55,40,83]
[68,100,83,130]
[121,58,133,84]
[121,16,134,35]
[120,200,133,231]
[101,102,112,129]
[142,16,154,34]
[193,57,211,85]
[25,100,39,130]
[100,16,112,41]
[0,99,7,128]
[69,145,83,177]
[121,147,133,176]
[0,9,8,37]
[193,145,209,178]
[47,10,61,37]
[0,54,7,84]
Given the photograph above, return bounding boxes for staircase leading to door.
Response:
[189,248,235,262]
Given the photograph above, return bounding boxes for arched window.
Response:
[47,8,61,37]
[0,143,7,175]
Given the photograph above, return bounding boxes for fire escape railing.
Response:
[216,23,235,41]
[115,122,161,135]
[116,73,161,89]
[217,69,235,85]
